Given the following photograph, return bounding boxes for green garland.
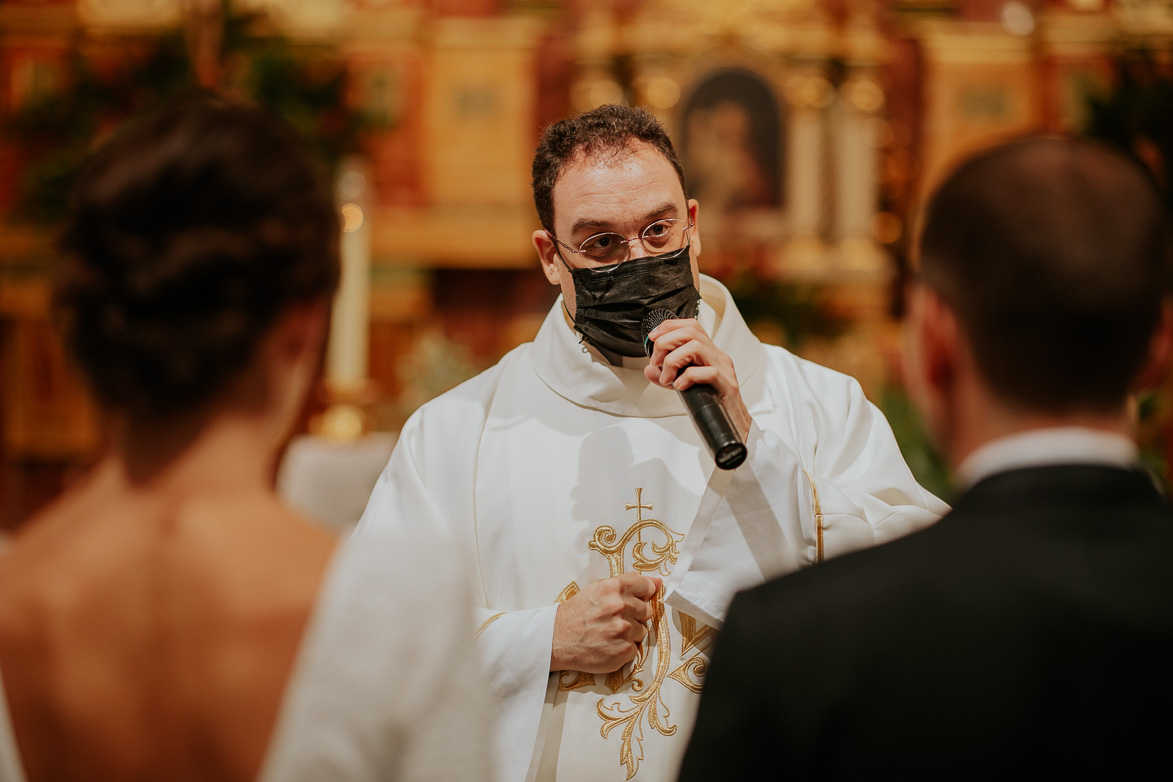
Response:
[5,0,380,226]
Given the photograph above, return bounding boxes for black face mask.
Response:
[563,245,701,358]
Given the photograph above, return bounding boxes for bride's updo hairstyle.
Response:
[55,98,340,419]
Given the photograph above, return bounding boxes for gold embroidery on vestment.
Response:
[597,582,676,780]
[590,490,687,779]
[589,489,681,578]
[560,670,598,690]
[475,612,505,639]
[554,489,712,779]
[804,469,825,563]
[555,582,581,604]
[678,612,715,656]
[668,655,708,693]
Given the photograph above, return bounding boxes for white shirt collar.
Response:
[955,427,1138,490]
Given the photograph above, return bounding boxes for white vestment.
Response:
[355,275,947,782]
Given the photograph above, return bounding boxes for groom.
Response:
[680,135,1173,778]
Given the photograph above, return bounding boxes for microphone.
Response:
[642,309,747,470]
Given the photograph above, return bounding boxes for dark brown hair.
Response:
[532,104,687,233]
[55,97,340,419]
[919,135,1171,413]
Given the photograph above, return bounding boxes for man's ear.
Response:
[911,284,960,396]
[687,198,702,258]
[1133,300,1173,392]
[533,229,562,286]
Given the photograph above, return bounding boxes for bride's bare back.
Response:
[0,99,344,782]
[0,451,336,782]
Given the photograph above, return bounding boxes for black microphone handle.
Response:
[678,383,748,470]
[642,307,746,470]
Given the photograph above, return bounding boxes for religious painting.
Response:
[679,67,784,218]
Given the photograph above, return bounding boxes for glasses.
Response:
[551,218,694,268]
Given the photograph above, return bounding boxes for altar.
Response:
[276,432,397,532]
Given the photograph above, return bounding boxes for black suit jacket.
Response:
[679,465,1173,780]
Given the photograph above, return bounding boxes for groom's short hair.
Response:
[919,136,1171,414]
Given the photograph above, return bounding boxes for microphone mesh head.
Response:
[641,309,676,357]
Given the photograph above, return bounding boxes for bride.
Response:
[0,98,490,782]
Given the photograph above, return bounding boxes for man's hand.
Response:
[551,572,662,673]
[643,318,752,440]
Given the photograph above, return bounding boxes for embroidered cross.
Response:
[559,489,715,780]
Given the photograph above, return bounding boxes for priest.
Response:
[355,104,946,782]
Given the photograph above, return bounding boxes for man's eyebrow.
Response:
[568,201,681,236]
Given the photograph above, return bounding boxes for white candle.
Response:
[326,155,372,394]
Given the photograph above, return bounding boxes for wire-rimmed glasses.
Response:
[551,218,694,268]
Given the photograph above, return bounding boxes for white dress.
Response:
[355,275,948,782]
[0,527,493,782]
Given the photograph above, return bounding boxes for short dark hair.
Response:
[532,104,687,233]
[919,135,1171,413]
[55,97,340,419]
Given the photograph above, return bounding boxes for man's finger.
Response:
[648,323,708,360]
[620,590,655,621]
[630,621,649,644]
[619,572,662,599]
[648,318,693,343]
[674,364,723,393]
[660,340,708,381]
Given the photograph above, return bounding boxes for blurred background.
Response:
[2,0,1172,531]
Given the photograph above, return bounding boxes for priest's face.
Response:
[532,141,703,319]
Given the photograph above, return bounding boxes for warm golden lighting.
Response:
[317,403,365,442]
[1001,1,1035,36]
[341,202,364,233]
[588,79,625,108]
[869,117,895,148]
[848,80,885,113]
[785,75,834,109]
[644,77,681,110]
[887,150,920,182]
